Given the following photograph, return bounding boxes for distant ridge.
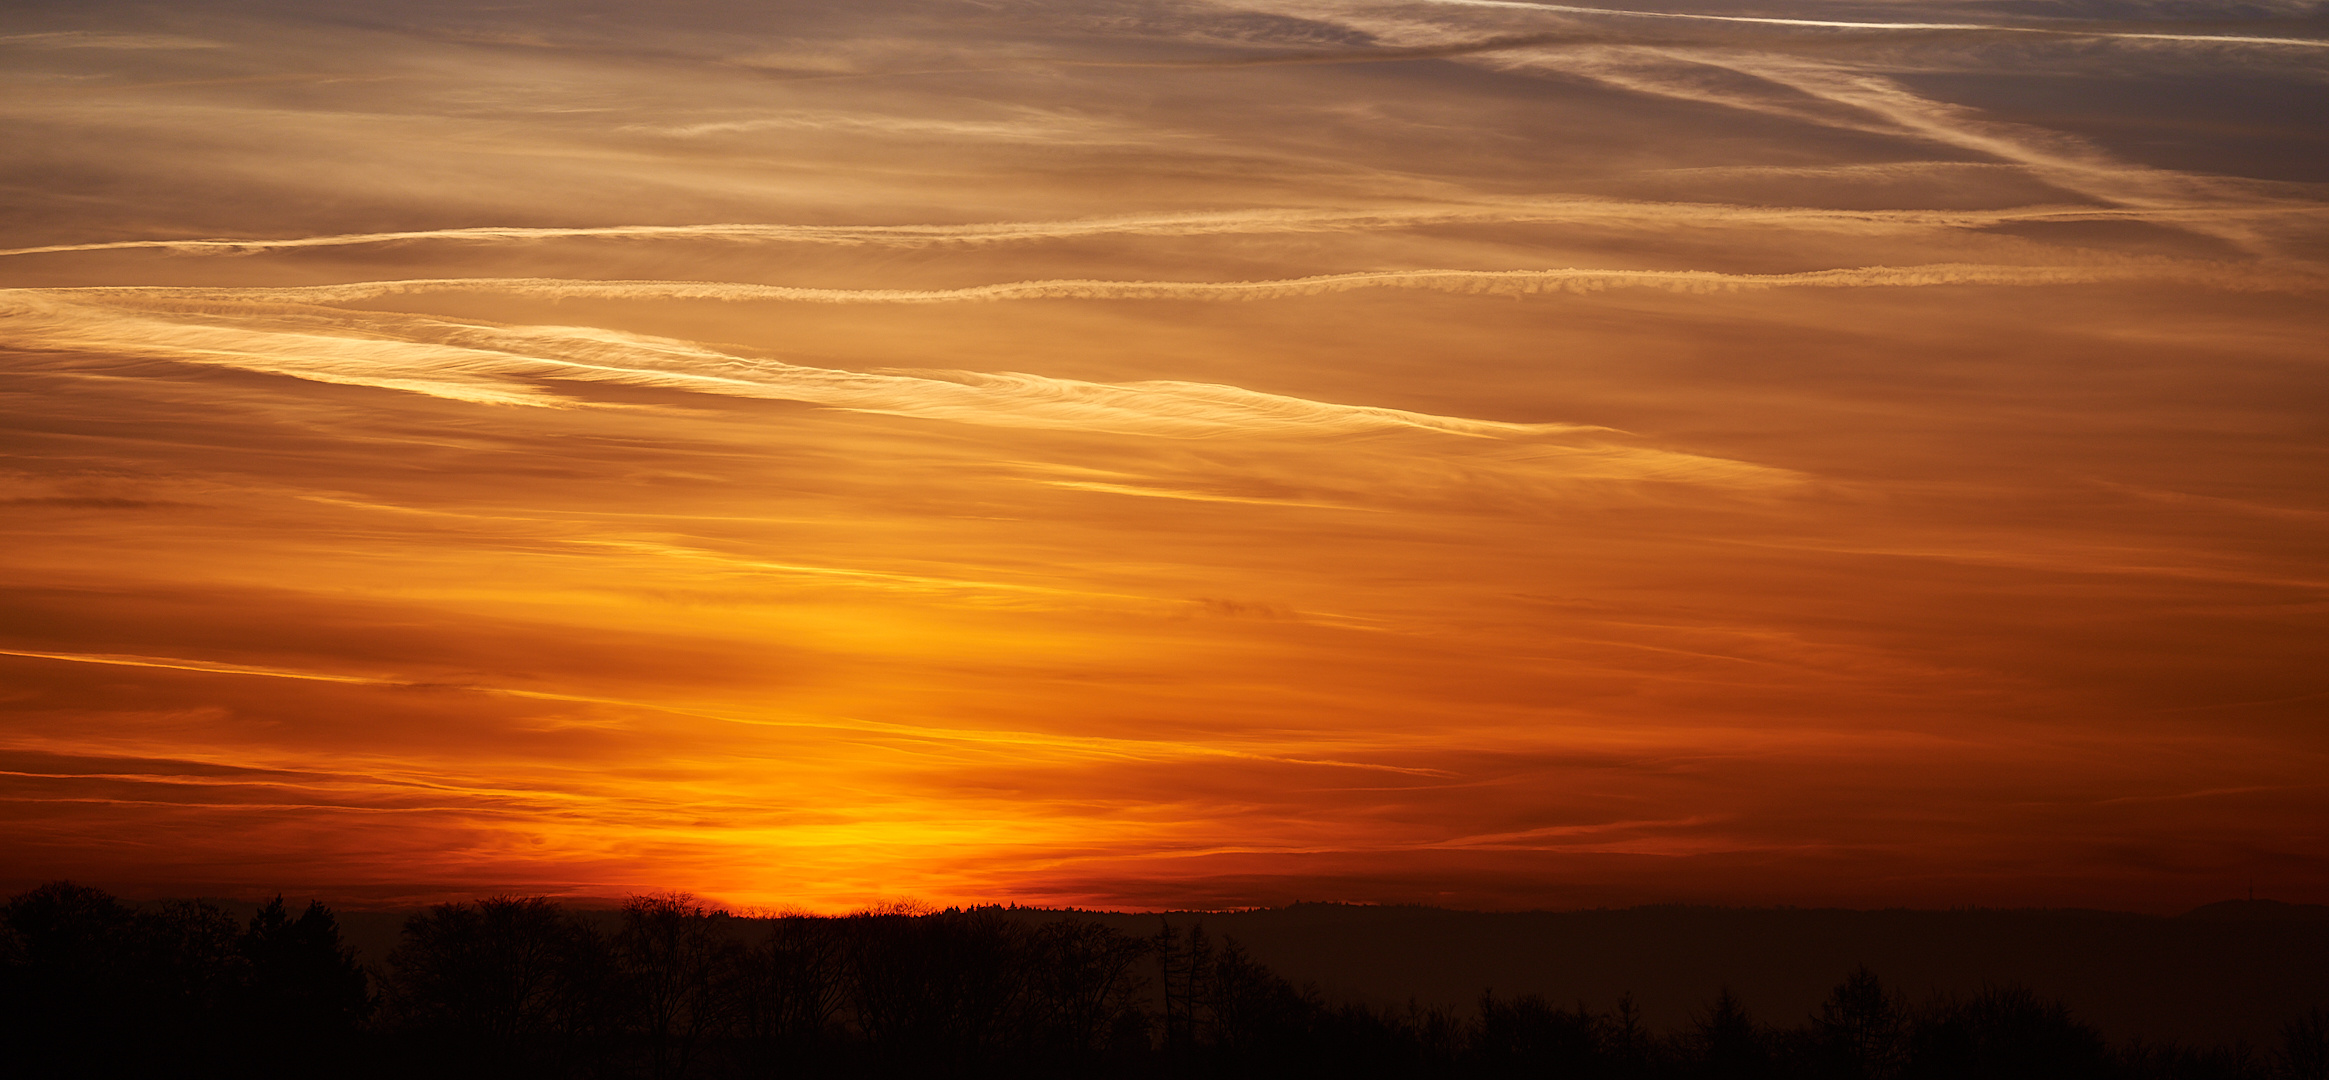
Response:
[2180,898,2329,922]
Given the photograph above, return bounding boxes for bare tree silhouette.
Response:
[734,915,851,1075]
[1026,918,1151,1070]
[387,895,614,1075]
[1158,918,1215,1065]
[620,892,741,1079]
[848,908,1032,1076]
[2284,1006,2329,1080]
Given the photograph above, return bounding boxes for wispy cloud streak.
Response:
[0,31,227,50]
[10,202,2323,259]
[0,288,1616,441]
[1412,0,2329,48]
[35,261,2300,310]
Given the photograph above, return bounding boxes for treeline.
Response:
[0,881,369,1076]
[4,882,2327,1080]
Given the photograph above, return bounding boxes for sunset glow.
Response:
[2,0,2324,912]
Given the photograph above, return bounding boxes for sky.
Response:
[0,0,2324,913]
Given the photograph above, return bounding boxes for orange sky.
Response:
[1,0,2324,912]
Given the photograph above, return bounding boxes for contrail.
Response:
[43,261,2302,309]
[1416,0,2329,48]
[6,202,2316,259]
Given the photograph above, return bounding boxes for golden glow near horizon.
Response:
[1,0,2324,911]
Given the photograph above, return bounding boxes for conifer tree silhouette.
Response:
[1602,991,1656,1079]
[1910,983,2110,1080]
[1814,965,1906,1080]
[1472,990,1603,1079]
[1693,986,1771,1080]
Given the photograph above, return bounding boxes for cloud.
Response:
[45,259,2300,308]
[1227,0,2328,257]
[0,32,227,51]
[2,287,1623,440]
[1674,58,2276,214]
[1408,0,2329,49]
[4,0,2324,912]
[620,107,1129,142]
[11,202,2324,259]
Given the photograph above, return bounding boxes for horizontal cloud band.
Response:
[0,285,1803,489]
[0,289,1587,438]
[37,261,2312,312]
[7,203,2322,259]
[1415,0,2329,48]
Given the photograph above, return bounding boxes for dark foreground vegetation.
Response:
[5,882,2327,1080]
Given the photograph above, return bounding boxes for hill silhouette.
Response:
[2179,900,2329,924]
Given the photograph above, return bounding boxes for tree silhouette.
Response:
[1692,986,1771,1080]
[2114,1036,2266,1080]
[139,899,246,1068]
[1908,983,2110,1080]
[240,895,372,1069]
[1024,918,1151,1070]
[1608,992,1657,1079]
[2,881,143,1074]
[733,914,850,1075]
[2284,1005,2329,1080]
[387,895,614,1075]
[1472,990,1604,1079]
[7,883,2324,1080]
[848,908,1033,1077]
[1157,918,1215,1064]
[1204,936,1317,1077]
[619,891,741,1079]
[1814,965,1907,1080]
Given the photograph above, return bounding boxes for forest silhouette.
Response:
[4,881,2326,1080]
